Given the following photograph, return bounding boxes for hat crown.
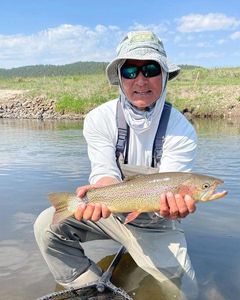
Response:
[116,31,167,58]
[106,30,180,85]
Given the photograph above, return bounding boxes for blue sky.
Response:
[0,0,239,69]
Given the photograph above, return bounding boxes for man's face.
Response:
[121,59,162,110]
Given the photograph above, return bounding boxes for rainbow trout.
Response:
[49,172,227,225]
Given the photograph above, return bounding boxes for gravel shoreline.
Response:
[0,90,84,120]
[0,89,240,120]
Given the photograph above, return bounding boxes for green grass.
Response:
[167,67,240,117]
[0,67,240,117]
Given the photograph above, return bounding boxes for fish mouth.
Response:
[202,179,228,201]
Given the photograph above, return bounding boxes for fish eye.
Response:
[202,183,210,189]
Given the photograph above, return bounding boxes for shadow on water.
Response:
[0,118,240,300]
[52,253,183,300]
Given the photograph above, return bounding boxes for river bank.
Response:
[0,87,240,120]
[0,67,240,120]
[0,90,84,120]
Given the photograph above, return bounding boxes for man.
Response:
[34,31,198,297]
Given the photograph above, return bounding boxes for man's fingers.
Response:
[82,204,95,220]
[184,194,196,213]
[101,204,111,218]
[91,203,102,222]
[166,192,179,219]
[174,194,189,218]
[160,192,197,220]
[160,193,170,218]
[74,203,86,220]
[76,183,100,197]
[74,203,111,222]
[76,185,92,197]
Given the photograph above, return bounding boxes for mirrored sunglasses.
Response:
[120,61,161,79]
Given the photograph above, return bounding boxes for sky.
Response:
[0,0,239,69]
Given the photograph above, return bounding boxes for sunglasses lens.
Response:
[121,66,138,79]
[120,62,161,79]
[142,63,161,77]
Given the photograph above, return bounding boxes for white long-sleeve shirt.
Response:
[83,99,197,184]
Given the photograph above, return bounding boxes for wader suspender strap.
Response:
[116,100,130,179]
[151,102,172,167]
[115,100,172,174]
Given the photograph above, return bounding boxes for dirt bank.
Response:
[0,88,240,120]
[0,90,84,120]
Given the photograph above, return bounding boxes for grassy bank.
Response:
[168,67,240,117]
[0,67,240,117]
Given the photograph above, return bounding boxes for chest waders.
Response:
[115,99,172,179]
[114,99,173,228]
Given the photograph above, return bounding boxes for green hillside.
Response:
[0,61,108,78]
[0,62,200,78]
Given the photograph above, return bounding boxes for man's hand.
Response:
[75,184,111,222]
[160,192,196,219]
[74,177,118,222]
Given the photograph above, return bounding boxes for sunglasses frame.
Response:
[120,61,161,79]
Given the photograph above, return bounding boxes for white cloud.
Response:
[130,22,169,35]
[196,51,223,59]
[196,42,212,48]
[0,21,238,69]
[0,22,172,69]
[217,39,226,45]
[177,13,240,33]
[230,31,240,40]
[0,24,123,68]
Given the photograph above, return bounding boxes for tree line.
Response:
[0,61,108,78]
[0,61,199,78]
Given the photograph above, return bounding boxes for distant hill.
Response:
[179,64,202,69]
[0,61,108,78]
[0,61,201,78]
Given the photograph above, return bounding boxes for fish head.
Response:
[180,174,228,202]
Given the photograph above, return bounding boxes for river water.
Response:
[0,118,239,300]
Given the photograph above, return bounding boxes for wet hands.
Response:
[74,185,197,223]
[75,184,111,222]
[160,192,196,219]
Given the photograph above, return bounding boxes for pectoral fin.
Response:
[124,211,141,224]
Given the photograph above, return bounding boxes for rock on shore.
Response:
[0,90,84,120]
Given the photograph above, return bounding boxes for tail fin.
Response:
[48,192,75,224]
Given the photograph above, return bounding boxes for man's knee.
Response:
[34,206,55,247]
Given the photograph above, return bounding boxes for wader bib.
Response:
[114,100,174,228]
[115,99,172,177]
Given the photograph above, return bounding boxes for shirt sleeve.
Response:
[159,109,197,173]
[83,104,122,184]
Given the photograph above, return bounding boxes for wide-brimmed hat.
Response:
[106,31,180,85]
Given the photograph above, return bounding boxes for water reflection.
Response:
[184,118,240,300]
[0,118,239,300]
[0,118,83,131]
[193,117,240,137]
